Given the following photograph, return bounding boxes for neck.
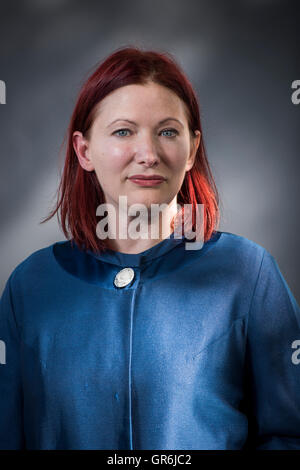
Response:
[102,196,180,254]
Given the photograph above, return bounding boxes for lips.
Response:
[128,174,166,181]
[128,174,166,187]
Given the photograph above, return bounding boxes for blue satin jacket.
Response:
[0,230,300,450]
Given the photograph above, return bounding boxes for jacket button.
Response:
[113,267,135,288]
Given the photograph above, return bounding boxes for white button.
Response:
[114,267,135,288]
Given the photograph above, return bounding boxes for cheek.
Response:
[92,142,131,173]
[168,143,190,171]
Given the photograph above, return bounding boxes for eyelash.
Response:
[112,128,179,138]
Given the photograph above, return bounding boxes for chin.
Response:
[134,197,167,208]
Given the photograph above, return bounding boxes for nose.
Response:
[134,133,160,167]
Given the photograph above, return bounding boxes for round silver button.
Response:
[113,267,135,288]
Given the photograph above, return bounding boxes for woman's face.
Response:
[73,81,201,213]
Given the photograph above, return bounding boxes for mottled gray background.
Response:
[0,0,299,302]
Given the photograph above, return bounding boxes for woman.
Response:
[0,46,299,450]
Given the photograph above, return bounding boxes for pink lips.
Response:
[128,174,166,181]
[128,174,166,187]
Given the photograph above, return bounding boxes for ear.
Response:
[186,130,201,172]
[72,131,95,172]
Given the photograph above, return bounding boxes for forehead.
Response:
[92,82,189,123]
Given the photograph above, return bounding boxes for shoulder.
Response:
[213,230,268,267]
[5,241,67,292]
[217,230,266,256]
[206,231,276,294]
[216,231,299,308]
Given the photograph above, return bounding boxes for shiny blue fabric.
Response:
[0,230,300,450]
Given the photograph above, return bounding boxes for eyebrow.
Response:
[107,117,184,128]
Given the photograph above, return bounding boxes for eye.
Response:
[113,128,131,137]
[112,128,179,138]
[160,128,179,138]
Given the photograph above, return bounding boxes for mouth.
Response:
[128,177,166,187]
[128,174,166,181]
[128,174,166,186]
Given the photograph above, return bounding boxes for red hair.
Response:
[42,46,220,252]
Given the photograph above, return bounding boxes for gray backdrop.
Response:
[0,0,299,302]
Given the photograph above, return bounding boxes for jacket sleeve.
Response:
[243,249,300,450]
[0,274,25,449]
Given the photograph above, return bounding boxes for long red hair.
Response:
[42,46,220,252]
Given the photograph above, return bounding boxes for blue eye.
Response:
[113,129,131,137]
[161,128,178,138]
[112,128,179,138]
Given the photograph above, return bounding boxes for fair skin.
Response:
[73,81,201,254]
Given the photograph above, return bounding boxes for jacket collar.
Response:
[53,231,222,286]
[86,231,186,268]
